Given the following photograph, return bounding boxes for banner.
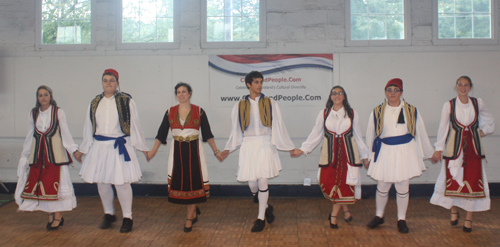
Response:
[209,54,333,107]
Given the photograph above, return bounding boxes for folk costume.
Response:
[366,79,433,223]
[15,105,78,212]
[430,97,494,212]
[155,104,214,204]
[299,107,369,204]
[224,94,294,223]
[79,90,148,219]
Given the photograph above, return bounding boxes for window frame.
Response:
[36,0,97,51]
[116,0,180,50]
[201,0,267,49]
[345,0,412,47]
[432,0,498,45]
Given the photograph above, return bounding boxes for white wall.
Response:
[0,0,499,185]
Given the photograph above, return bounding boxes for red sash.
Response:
[444,130,485,198]
[22,136,61,201]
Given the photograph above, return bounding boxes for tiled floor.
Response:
[1,196,499,246]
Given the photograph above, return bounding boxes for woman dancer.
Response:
[148,82,222,232]
[292,86,369,228]
[15,85,82,230]
[430,76,494,232]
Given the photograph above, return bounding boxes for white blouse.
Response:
[224,96,294,152]
[21,105,79,158]
[434,97,494,151]
[299,107,369,159]
[79,95,148,153]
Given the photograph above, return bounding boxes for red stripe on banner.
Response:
[217,54,333,64]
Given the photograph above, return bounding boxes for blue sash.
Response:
[94,135,131,162]
[372,133,413,162]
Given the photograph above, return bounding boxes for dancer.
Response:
[148,82,223,232]
[220,71,295,232]
[430,75,494,232]
[15,85,82,230]
[291,86,369,228]
[365,78,433,233]
[78,69,149,233]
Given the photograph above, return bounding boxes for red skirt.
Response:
[319,137,356,204]
[445,130,485,198]
[22,140,61,201]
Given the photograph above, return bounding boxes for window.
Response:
[117,0,179,49]
[202,0,266,48]
[36,0,95,50]
[433,0,498,45]
[346,0,411,46]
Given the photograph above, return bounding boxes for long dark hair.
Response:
[32,85,57,121]
[325,85,353,120]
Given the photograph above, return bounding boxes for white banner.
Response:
[209,54,333,107]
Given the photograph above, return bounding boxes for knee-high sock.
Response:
[395,180,410,220]
[97,183,115,215]
[257,178,269,220]
[375,181,392,217]
[248,180,258,197]
[115,183,133,219]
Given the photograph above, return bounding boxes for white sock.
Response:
[97,183,115,215]
[257,178,269,220]
[115,183,133,219]
[395,180,410,221]
[375,181,392,217]
[248,180,258,196]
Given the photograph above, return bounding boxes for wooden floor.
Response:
[1,196,499,246]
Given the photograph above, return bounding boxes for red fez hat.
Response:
[385,78,402,91]
[103,69,119,84]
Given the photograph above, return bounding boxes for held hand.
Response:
[215,152,223,162]
[143,151,150,162]
[220,150,230,161]
[73,151,83,163]
[290,148,303,157]
[362,159,370,169]
[431,151,442,164]
[479,129,485,138]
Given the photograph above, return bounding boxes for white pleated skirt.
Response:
[237,135,281,182]
[367,139,426,183]
[430,161,490,212]
[80,137,142,184]
[17,165,77,212]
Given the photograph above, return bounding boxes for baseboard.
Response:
[2,183,499,198]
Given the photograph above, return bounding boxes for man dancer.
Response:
[221,71,295,232]
[365,78,433,233]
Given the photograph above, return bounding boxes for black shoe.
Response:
[251,219,266,232]
[46,213,54,230]
[329,214,338,229]
[367,216,384,229]
[191,206,201,225]
[397,220,409,234]
[47,217,64,231]
[463,220,472,233]
[265,204,275,224]
[451,211,459,226]
[120,218,133,233]
[253,192,259,203]
[184,218,194,232]
[100,214,116,229]
[344,211,353,223]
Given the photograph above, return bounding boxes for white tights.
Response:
[97,183,133,219]
[248,178,269,220]
[375,180,410,220]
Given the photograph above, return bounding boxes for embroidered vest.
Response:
[443,97,485,160]
[238,94,272,132]
[168,104,201,130]
[373,101,417,138]
[319,108,362,167]
[29,106,72,166]
[90,91,132,136]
